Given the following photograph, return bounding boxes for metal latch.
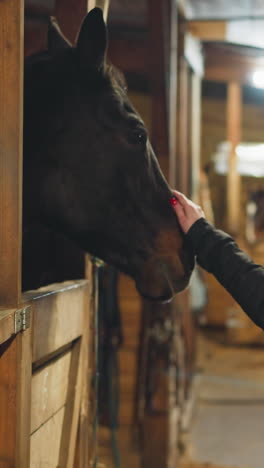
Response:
[14,306,31,334]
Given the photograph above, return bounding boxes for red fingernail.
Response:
[170,197,178,206]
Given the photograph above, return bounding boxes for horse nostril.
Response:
[138,289,174,304]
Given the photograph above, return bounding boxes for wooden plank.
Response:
[31,349,72,434]
[0,338,19,466]
[188,20,227,41]
[0,0,23,307]
[0,308,16,346]
[142,413,168,467]
[16,325,32,468]
[78,263,98,467]
[30,406,65,467]
[59,339,82,468]
[76,301,92,467]
[191,73,202,200]
[177,57,190,195]
[27,280,89,363]
[168,0,178,187]
[0,329,32,468]
[226,81,242,235]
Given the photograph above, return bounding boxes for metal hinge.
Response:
[14,306,31,334]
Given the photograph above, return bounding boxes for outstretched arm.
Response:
[171,191,264,330]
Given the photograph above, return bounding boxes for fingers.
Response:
[173,200,185,218]
[172,190,189,208]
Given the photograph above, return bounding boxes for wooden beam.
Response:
[24,280,89,364]
[226,81,242,235]
[147,0,169,157]
[204,42,264,85]
[188,20,227,41]
[0,0,24,307]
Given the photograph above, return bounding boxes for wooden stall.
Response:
[0,1,109,466]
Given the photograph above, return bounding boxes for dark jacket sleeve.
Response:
[186,218,264,330]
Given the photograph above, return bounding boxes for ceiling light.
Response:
[252,70,264,88]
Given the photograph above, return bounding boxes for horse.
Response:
[22,7,194,302]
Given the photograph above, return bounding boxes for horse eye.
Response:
[130,130,147,146]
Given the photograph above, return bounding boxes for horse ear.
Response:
[76,8,108,71]
[48,17,72,52]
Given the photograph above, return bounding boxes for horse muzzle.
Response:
[134,254,193,303]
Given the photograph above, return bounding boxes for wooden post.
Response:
[147,0,169,159]
[177,57,190,195]
[226,81,242,235]
[191,73,201,201]
[168,0,178,188]
[0,3,32,467]
[0,0,24,307]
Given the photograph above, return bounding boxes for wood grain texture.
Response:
[0,337,18,466]
[58,339,82,468]
[0,0,24,307]
[75,284,92,467]
[16,325,32,468]
[31,349,72,434]
[0,308,16,345]
[29,281,89,363]
[0,330,32,468]
[30,406,65,467]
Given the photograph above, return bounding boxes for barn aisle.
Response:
[179,330,264,468]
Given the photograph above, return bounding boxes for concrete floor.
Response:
[180,331,264,468]
[98,330,264,468]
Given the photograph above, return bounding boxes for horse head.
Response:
[23,8,194,301]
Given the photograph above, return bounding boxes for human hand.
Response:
[170,190,205,234]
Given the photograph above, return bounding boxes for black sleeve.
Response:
[186,218,264,330]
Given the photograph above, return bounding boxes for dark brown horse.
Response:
[23,8,194,301]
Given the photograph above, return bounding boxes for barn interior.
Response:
[1,0,264,467]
